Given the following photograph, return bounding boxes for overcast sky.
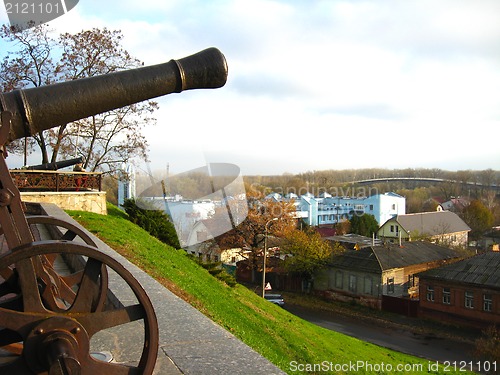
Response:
[1,0,500,176]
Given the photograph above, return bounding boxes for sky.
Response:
[1,0,500,177]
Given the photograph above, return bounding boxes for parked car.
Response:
[264,293,285,307]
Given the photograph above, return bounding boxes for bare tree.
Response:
[0,26,157,172]
[0,23,57,161]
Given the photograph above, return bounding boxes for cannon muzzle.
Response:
[26,156,84,171]
[0,47,228,143]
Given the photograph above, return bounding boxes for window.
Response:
[426,285,435,302]
[409,275,415,287]
[369,204,374,211]
[214,255,219,262]
[364,277,373,295]
[231,256,236,263]
[392,204,396,210]
[395,225,399,234]
[390,225,394,233]
[442,288,451,305]
[387,277,395,294]
[335,271,343,289]
[465,291,474,309]
[349,275,357,293]
[484,294,493,312]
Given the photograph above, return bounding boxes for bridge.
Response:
[350,177,500,191]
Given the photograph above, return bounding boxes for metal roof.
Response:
[418,252,500,289]
[324,233,382,248]
[330,241,462,273]
[330,247,381,273]
[372,242,462,270]
[388,211,471,236]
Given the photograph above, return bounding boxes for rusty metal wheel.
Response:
[0,215,98,248]
[0,216,108,314]
[0,241,158,374]
[24,216,98,247]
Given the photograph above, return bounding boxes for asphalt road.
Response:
[284,303,477,364]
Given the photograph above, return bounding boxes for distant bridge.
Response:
[350,177,500,191]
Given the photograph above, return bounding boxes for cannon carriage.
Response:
[0,47,227,374]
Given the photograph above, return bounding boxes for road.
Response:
[284,303,477,364]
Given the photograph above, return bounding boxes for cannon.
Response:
[0,47,228,374]
[25,157,84,171]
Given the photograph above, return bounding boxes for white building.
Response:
[293,192,406,226]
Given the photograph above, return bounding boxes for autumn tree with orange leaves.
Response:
[211,184,297,281]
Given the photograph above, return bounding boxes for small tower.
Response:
[118,163,136,208]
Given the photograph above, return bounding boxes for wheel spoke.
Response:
[76,304,146,337]
[70,258,103,312]
[0,307,44,336]
[61,270,84,286]
[15,258,45,313]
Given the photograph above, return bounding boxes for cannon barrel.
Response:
[26,156,84,170]
[0,47,228,142]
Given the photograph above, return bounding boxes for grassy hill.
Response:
[67,204,467,374]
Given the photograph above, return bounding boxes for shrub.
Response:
[195,258,237,287]
[122,198,180,248]
[474,325,500,367]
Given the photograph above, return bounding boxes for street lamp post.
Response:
[262,217,278,298]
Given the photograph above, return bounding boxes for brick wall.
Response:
[419,278,500,328]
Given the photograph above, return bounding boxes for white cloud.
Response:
[1,0,499,175]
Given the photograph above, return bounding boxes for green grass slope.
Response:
[67,204,469,374]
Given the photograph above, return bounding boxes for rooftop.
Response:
[418,252,500,289]
[372,241,462,271]
[330,241,463,272]
[386,211,471,236]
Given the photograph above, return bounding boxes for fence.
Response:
[10,170,102,192]
[382,295,419,317]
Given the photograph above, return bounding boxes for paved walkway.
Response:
[34,203,286,375]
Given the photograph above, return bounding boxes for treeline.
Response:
[245,168,499,193]
[136,170,237,200]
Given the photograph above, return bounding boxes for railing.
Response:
[10,170,102,192]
